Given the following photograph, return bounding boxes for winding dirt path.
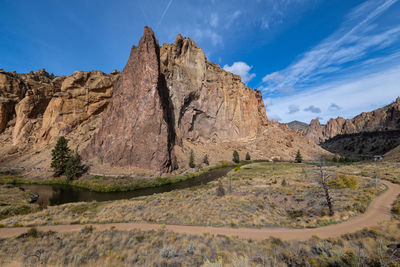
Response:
[0,180,399,241]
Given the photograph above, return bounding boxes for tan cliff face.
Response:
[0,27,329,174]
[160,34,268,145]
[302,97,400,144]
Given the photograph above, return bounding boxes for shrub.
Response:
[203,154,209,165]
[80,225,95,234]
[186,241,195,255]
[26,228,39,238]
[245,152,251,161]
[160,246,177,258]
[392,194,400,219]
[65,151,84,181]
[216,180,225,197]
[233,150,240,163]
[51,136,71,177]
[295,150,302,163]
[330,175,359,189]
[189,150,195,168]
[281,179,287,186]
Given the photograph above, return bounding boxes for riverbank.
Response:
[0,185,40,220]
[0,162,239,193]
[0,162,388,229]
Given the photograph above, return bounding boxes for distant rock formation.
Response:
[0,26,330,175]
[286,121,308,131]
[303,97,400,144]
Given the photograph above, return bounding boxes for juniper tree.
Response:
[51,136,71,177]
[233,150,240,163]
[202,154,209,165]
[65,150,84,181]
[189,150,195,168]
[295,150,303,163]
[245,152,251,161]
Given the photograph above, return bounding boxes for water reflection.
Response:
[19,166,233,207]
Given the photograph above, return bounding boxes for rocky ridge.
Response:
[302,97,400,144]
[0,27,328,175]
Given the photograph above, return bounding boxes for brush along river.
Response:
[7,166,234,207]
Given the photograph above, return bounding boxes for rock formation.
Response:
[84,27,177,173]
[160,34,268,144]
[286,120,308,131]
[0,26,330,175]
[303,97,400,144]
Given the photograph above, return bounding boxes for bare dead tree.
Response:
[319,163,334,217]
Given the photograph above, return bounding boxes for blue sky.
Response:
[1,0,399,124]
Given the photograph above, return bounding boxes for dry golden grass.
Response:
[0,185,39,221]
[0,162,386,228]
[337,161,400,184]
[0,221,399,266]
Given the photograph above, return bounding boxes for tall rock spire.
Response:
[84,26,177,172]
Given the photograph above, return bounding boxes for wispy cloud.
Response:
[288,104,300,114]
[210,13,219,28]
[261,0,400,93]
[266,63,400,123]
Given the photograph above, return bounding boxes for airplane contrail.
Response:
[136,0,149,26]
[156,0,173,29]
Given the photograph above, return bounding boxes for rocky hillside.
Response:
[0,27,328,175]
[320,130,400,160]
[384,144,400,161]
[302,97,400,144]
[287,121,308,131]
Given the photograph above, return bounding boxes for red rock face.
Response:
[84,27,177,173]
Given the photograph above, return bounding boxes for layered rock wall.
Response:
[160,35,268,144]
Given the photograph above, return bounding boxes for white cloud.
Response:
[260,0,400,93]
[266,64,400,123]
[223,61,256,83]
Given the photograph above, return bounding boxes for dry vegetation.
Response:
[0,221,399,266]
[393,194,400,220]
[336,161,400,184]
[0,185,39,220]
[0,162,385,228]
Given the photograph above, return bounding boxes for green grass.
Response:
[0,162,239,193]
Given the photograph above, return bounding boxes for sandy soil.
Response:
[0,179,398,242]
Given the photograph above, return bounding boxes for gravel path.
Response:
[0,179,398,241]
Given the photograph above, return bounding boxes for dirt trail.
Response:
[0,180,399,241]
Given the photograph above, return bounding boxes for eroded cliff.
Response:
[0,27,329,175]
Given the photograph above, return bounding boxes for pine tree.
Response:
[65,151,84,181]
[189,150,195,168]
[203,154,209,165]
[245,152,251,161]
[233,150,240,163]
[295,150,303,163]
[51,136,71,177]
